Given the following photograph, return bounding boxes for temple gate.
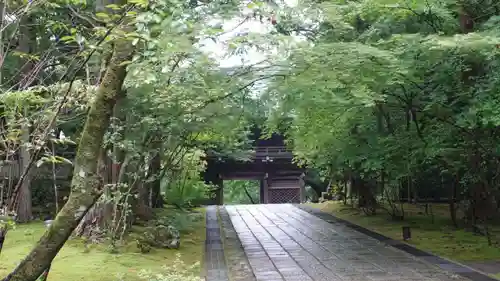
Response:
[203,132,305,205]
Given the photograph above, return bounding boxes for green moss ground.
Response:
[0,207,206,281]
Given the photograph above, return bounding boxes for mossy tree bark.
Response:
[2,33,133,281]
[74,149,111,238]
[74,99,129,239]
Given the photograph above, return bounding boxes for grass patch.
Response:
[0,207,206,281]
[308,201,500,262]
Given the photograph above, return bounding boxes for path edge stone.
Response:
[295,204,499,281]
[204,205,230,281]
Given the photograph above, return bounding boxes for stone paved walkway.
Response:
[223,204,471,281]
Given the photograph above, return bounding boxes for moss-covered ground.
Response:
[0,207,206,281]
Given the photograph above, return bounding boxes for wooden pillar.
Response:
[299,173,306,203]
[213,175,224,205]
[216,180,224,205]
[263,173,270,203]
[259,179,265,203]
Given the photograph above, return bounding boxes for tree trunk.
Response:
[459,8,474,34]
[135,180,153,221]
[2,26,133,281]
[150,147,163,208]
[74,149,110,239]
[243,185,256,204]
[0,224,7,254]
[16,127,32,223]
[75,101,131,242]
[74,198,113,240]
[17,14,36,89]
[76,142,139,241]
[358,179,377,215]
[449,175,458,228]
[15,176,32,222]
[343,180,347,205]
[13,13,36,222]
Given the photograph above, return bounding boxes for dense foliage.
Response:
[265,0,500,236]
[224,180,260,204]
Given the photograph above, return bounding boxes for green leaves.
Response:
[262,0,500,193]
[127,0,148,6]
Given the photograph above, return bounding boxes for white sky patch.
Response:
[199,0,300,68]
[195,0,306,102]
[199,18,271,67]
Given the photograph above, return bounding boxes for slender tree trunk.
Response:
[243,185,256,204]
[130,152,152,221]
[16,127,32,222]
[0,220,8,254]
[2,24,133,281]
[51,141,59,214]
[14,13,36,222]
[0,0,11,253]
[407,176,411,203]
[449,175,458,228]
[0,177,3,208]
[343,179,347,205]
[150,143,163,208]
[135,181,153,221]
